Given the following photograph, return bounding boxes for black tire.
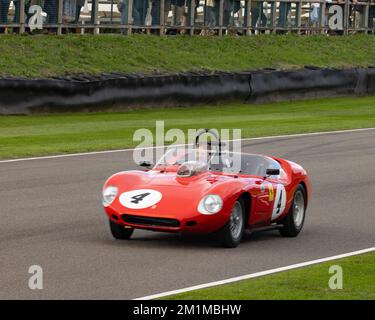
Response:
[219,198,246,248]
[109,219,134,240]
[279,185,306,237]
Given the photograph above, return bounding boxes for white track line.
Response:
[134,247,375,300]
[1,127,374,164]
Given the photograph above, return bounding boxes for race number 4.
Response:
[119,189,162,209]
[130,192,151,204]
[271,184,287,220]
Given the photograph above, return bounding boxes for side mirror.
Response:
[266,168,280,176]
[139,161,152,168]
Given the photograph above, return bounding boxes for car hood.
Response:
[104,170,240,218]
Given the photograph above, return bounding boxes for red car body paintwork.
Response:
[103,154,311,235]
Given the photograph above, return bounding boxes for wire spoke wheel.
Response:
[279,185,307,238]
[229,201,244,241]
[292,190,305,228]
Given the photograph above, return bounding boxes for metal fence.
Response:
[0,0,374,35]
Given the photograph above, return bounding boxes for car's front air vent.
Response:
[122,214,180,228]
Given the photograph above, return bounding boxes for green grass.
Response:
[1,34,375,77]
[164,252,375,300]
[1,96,375,159]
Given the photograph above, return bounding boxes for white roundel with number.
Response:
[271,184,287,220]
[119,189,162,209]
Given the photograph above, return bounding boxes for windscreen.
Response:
[153,147,212,170]
[153,147,281,177]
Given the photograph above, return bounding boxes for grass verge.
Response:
[0,96,375,159]
[1,34,375,77]
[163,252,375,300]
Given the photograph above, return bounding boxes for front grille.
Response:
[122,214,180,228]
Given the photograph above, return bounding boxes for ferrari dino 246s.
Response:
[102,130,311,248]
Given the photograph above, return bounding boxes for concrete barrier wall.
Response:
[1,67,375,114]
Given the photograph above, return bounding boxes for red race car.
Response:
[102,130,311,248]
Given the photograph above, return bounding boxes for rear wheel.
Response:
[109,219,134,240]
[279,185,306,237]
[219,198,245,248]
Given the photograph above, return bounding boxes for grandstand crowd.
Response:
[1,0,375,34]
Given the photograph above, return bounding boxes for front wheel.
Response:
[218,198,245,248]
[109,219,134,240]
[279,185,306,237]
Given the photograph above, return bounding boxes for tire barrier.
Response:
[1,67,375,114]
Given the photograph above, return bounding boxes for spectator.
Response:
[44,0,58,25]
[349,0,362,31]
[0,0,11,33]
[251,1,267,33]
[151,0,171,27]
[73,0,86,24]
[223,0,234,26]
[194,0,201,20]
[278,1,291,32]
[205,0,217,28]
[165,0,172,23]
[310,2,320,34]
[171,0,185,26]
[118,0,129,34]
[234,0,241,13]
[133,0,148,28]
[186,0,200,26]
[0,0,30,33]
[0,0,22,33]
[369,0,375,29]
[233,0,242,26]
[349,0,374,31]
[63,0,76,23]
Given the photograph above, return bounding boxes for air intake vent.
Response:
[122,214,180,228]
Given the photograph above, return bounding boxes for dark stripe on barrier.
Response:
[0,68,374,114]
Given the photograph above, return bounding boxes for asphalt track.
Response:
[1,129,375,299]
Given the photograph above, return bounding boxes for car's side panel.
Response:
[271,157,311,223]
[245,157,295,226]
[243,181,273,226]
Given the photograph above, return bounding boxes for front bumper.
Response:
[104,206,230,234]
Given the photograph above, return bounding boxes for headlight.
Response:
[198,194,223,215]
[102,186,118,207]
